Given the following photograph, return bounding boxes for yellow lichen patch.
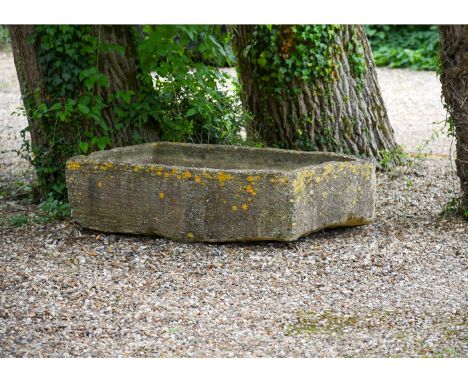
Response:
[231,206,238,212]
[67,161,81,170]
[293,168,320,193]
[293,171,314,193]
[347,164,359,174]
[105,163,114,170]
[132,165,144,172]
[150,166,163,176]
[246,175,260,182]
[270,176,289,185]
[181,170,192,179]
[194,175,202,184]
[241,204,248,210]
[97,181,103,188]
[322,191,329,198]
[98,162,114,171]
[362,164,373,179]
[187,232,195,239]
[164,172,171,178]
[203,172,213,180]
[245,184,256,195]
[159,192,165,199]
[217,172,234,186]
[171,168,178,175]
[322,163,335,177]
[247,197,252,202]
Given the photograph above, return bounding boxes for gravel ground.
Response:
[0,51,30,184]
[0,51,467,357]
[0,159,466,357]
[376,67,453,156]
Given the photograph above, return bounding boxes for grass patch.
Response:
[441,196,468,220]
[378,145,408,171]
[286,310,360,335]
[9,214,29,227]
[1,185,71,228]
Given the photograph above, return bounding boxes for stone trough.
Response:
[66,142,376,242]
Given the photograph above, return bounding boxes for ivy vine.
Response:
[242,25,366,97]
[20,25,245,200]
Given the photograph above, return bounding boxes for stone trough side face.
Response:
[65,142,375,242]
[290,161,376,239]
[65,144,296,242]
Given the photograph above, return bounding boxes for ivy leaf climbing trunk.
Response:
[233,25,400,165]
[440,25,468,210]
[89,25,160,146]
[8,25,160,199]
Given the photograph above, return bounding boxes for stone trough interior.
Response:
[90,142,354,171]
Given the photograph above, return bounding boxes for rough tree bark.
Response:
[440,26,468,209]
[9,25,160,198]
[8,25,44,149]
[8,25,159,148]
[234,25,399,163]
[89,25,159,145]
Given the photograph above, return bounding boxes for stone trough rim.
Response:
[67,141,375,176]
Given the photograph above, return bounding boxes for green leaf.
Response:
[92,136,111,151]
[185,108,197,117]
[50,103,62,111]
[77,103,90,114]
[79,141,89,154]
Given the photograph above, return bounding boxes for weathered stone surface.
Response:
[66,142,376,242]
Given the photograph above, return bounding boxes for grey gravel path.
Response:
[0,51,30,184]
[376,67,453,156]
[0,158,466,357]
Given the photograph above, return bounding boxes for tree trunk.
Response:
[8,25,159,198]
[439,26,468,210]
[8,25,45,149]
[234,25,399,164]
[90,25,159,145]
[9,25,159,147]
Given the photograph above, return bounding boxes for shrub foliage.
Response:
[16,25,246,200]
[365,25,439,71]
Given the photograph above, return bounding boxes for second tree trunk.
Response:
[440,25,468,210]
[234,25,400,164]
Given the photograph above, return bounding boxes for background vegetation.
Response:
[0,24,445,210]
[365,25,439,71]
[9,25,247,202]
[0,25,10,49]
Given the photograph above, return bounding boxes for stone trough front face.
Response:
[66,142,376,242]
